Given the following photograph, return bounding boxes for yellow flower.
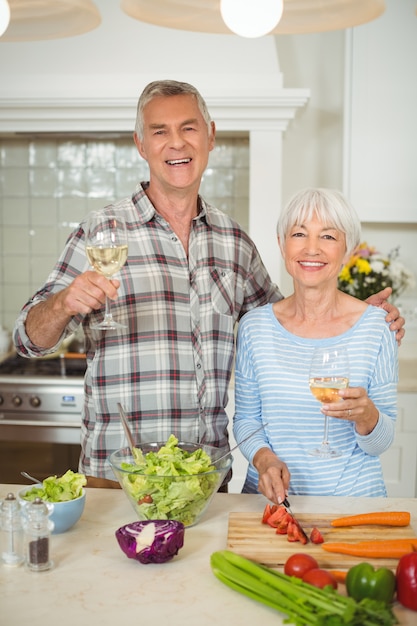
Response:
[356,258,372,275]
[338,265,352,283]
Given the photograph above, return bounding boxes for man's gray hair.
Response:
[135,79,212,141]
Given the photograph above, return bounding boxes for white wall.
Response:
[0,0,415,318]
[0,0,282,99]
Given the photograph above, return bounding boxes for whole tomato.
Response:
[302,568,338,590]
[284,553,319,578]
[396,552,417,611]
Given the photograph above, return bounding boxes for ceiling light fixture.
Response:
[220,0,283,38]
[0,0,390,42]
[0,0,10,37]
[0,0,101,42]
[120,0,386,35]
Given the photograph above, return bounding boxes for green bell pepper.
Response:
[346,562,396,604]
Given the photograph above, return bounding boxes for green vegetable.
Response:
[119,435,220,526]
[210,550,398,626]
[22,470,86,503]
[346,563,396,604]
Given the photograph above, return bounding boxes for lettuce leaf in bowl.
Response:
[119,435,219,526]
[22,470,86,503]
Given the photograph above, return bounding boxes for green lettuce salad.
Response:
[119,435,220,526]
[22,470,86,503]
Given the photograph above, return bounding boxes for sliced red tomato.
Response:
[293,520,309,545]
[137,494,153,504]
[310,526,324,544]
[266,507,287,527]
[275,512,293,534]
[287,519,300,542]
[262,503,276,524]
[287,519,309,544]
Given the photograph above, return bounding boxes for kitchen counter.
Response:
[1,485,416,626]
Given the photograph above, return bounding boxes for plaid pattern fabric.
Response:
[14,183,282,479]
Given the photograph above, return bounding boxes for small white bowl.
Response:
[18,486,86,534]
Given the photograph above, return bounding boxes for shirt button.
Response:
[171,235,178,242]
[196,363,202,369]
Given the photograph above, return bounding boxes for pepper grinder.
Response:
[0,493,24,566]
[23,497,54,571]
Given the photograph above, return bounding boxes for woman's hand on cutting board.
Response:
[253,447,291,505]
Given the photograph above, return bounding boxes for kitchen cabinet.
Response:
[381,391,417,498]
[344,0,417,222]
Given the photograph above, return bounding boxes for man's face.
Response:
[134,94,215,195]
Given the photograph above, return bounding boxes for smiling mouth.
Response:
[166,158,191,165]
[299,261,326,268]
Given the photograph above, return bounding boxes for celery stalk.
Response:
[210,551,398,626]
[211,551,315,623]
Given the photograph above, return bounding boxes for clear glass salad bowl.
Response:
[109,439,233,527]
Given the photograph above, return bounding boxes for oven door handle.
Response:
[0,419,80,428]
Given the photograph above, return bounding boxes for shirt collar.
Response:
[132,182,210,227]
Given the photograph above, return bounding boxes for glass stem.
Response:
[103,295,113,322]
[322,415,330,446]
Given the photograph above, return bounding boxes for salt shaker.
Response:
[0,492,24,566]
[23,497,54,571]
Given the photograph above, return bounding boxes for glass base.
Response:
[91,316,127,330]
[308,444,342,459]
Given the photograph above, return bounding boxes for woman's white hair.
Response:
[277,188,361,257]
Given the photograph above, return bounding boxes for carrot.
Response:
[330,570,348,584]
[330,511,410,527]
[321,538,417,559]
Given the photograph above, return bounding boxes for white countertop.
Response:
[1,485,417,626]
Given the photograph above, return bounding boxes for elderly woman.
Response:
[233,188,398,502]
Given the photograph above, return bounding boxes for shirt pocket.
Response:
[209,268,236,315]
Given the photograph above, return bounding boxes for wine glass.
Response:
[85,211,128,330]
[308,345,349,458]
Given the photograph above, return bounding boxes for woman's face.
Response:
[280,212,348,288]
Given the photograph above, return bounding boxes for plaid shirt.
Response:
[14,184,282,479]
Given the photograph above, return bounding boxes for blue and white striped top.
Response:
[233,303,398,497]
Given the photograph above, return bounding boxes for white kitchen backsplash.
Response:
[0,134,249,331]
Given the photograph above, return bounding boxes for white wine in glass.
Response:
[85,211,128,330]
[308,345,349,458]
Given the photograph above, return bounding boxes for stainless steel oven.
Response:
[0,353,86,483]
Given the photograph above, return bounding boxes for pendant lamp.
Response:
[0,0,101,42]
[0,0,10,37]
[120,0,386,35]
[220,0,284,38]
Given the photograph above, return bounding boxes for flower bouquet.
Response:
[338,242,415,302]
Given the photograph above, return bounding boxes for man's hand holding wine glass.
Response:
[52,270,122,318]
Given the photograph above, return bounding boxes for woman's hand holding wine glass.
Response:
[308,345,350,459]
[85,211,128,330]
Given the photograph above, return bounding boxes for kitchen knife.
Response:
[283,497,309,543]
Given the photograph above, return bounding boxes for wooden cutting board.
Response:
[227,512,417,570]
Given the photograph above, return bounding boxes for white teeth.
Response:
[300,261,325,267]
[166,158,191,165]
